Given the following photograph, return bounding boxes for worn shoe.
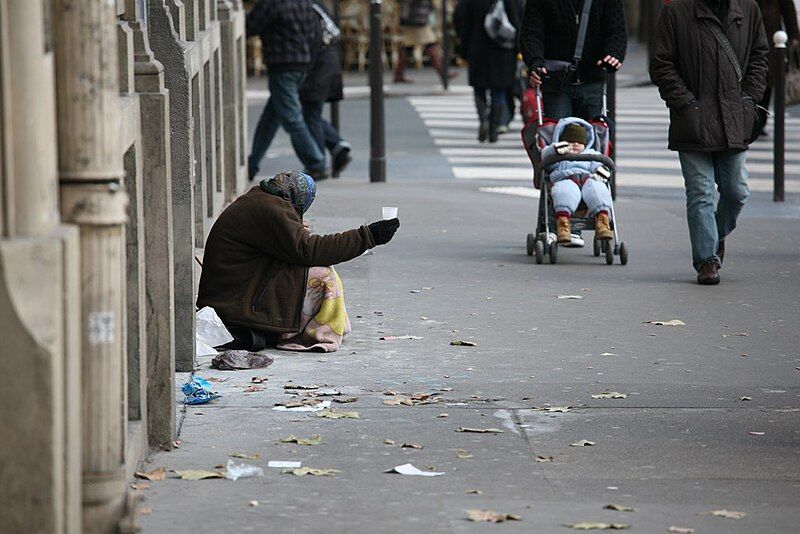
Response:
[478,122,489,143]
[556,215,572,243]
[717,239,725,264]
[697,261,720,285]
[331,143,352,177]
[595,212,613,240]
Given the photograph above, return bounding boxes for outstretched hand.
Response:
[368,218,400,246]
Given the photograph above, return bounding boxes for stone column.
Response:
[0,1,82,532]
[51,0,129,531]
[217,0,246,200]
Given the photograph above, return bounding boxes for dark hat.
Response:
[561,123,588,145]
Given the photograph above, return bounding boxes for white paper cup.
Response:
[382,207,398,220]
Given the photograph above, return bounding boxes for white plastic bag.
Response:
[225,459,264,481]
[195,307,234,357]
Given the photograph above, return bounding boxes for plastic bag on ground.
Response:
[225,459,264,481]
[196,307,234,356]
[181,376,221,405]
[211,350,274,370]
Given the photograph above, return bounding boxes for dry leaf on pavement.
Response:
[173,469,224,480]
[604,504,635,512]
[709,510,746,519]
[280,435,323,446]
[667,527,694,534]
[535,455,555,462]
[250,376,267,384]
[384,439,396,445]
[557,295,583,299]
[645,319,686,326]
[283,384,319,390]
[130,482,150,490]
[450,340,477,346]
[243,385,265,393]
[401,443,423,449]
[747,431,765,436]
[379,335,423,340]
[721,332,749,337]
[316,409,360,419]
[739,396,752,401]
[282,467,341,477]
[466,489,483,495]
[229,453,260,460]
[457,449,473,459]
[334,396,358,404]
[567,522,629,530]
[249,500,259,507]
[537,406,572,413]
[591,392,628,399]
[570,439,596,447]
[274,398,322,409]
[466,509,521,523]
[457,427,504,434]
[134,467,166,481]
[206,377,230,383]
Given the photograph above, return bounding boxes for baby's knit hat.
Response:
[561,123,588,145]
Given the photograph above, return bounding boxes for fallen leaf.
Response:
[570,439,596,447]
[384,438,396,445]
[379,335,423,340]
[134,467,166,481]
[600,352,616,357]
[437,387,454,392]
[739,396,752,401]
[558,295,583,300]
[280,435,323,446]
[721,332,749,338]
[250,376,268,384]
[384,390,398,396]
[282,467,340,477]
[283,384,319,390]
[173,469,224,480]
[401,443,423,449]
[567,522,629,530]
[457,427,504,434]
[667,528,694,534]
[229,453,260,460]
[333,396,358,404]
[604,504,636,512]
[274,397,322,409]
[466,489,483,495]
[243,385,265,393]
[450,340,477,347]
[709,509,746,519]
[535,455,555,462]
[591,392,628,399]
[130,482,150,490]
[747,431,765,436]
[139,507,152,515]
[457,449,473,459]
[437,413,449,418]
[206,377,230,383]
[466,509,522,523]
[646,319,685,326]
[249,500,259,507]
[316,387,341,396]
[538,406,572,413]
[316,409,360,419]
[213,464,225,469]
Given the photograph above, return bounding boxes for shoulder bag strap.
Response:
[704,20,743,84]
[573,0,595,64]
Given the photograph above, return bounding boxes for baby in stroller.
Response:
[541,118,613,244]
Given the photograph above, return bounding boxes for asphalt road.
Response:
[139,80,800,533]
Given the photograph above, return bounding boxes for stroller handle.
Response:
[541,152,616,170]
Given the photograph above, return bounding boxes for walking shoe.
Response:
[717,239,725,264]
[496,124,509,135]
[331,143,352,177]
[478,123,489,143]
[594,212,613,240]
[697,260,720,285]
[556,215,572,243]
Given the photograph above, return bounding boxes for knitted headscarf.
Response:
[260,171,317,215]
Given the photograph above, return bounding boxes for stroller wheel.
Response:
[593,239,601,257]
[549,241,558,264]
[600,240,607,254]
[534,239,545,264]
[526,233,535,256]
[614,243,620,255]
[605,239,615,265]
[619,241,628,265]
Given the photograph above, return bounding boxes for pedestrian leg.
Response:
[713,150,749,242]
[489,88,506,142]
[393,46,411,83]
[542,90,573,120]
[302,100,326,154]
[270,71,326,174]
[679,151,720,270]
[473,87,490,142]
[572,82,604,121]
[248,90,281,180]
[322,119,345,154]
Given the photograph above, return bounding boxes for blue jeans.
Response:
[248,70,325,179]
[302,101,346,156]
[543,82,604,120]
[473,87,507,130]
[678,150,750,271]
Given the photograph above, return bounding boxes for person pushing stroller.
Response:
[541,118,613,244]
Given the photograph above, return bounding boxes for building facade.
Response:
[0,1,247,531]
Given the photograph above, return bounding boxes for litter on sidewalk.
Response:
[268,461,302,468]
[385,463,444,477]
[195,306,233,357]
[225,459,264,481]
[211,350,274,370]
[181,376,221,405]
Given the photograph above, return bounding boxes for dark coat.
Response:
[401,0,433,27]
[300,5,344,103]
[755,0,800,85]
[246,0,320,70]
[197,187,374,334]
[650,0,769,152]
[454,0,523,89]
[520,0,628,84]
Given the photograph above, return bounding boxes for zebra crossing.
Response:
[408,85,800,195]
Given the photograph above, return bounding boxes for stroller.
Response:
[520,81,628,265]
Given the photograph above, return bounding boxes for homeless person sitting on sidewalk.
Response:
[542,118,613,244]
[197,171,400,352]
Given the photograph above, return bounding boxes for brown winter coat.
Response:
[756,0,800,85]
[650,0,769,152]
[197,187,374,334]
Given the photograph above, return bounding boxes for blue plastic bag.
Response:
[181,376,221,405]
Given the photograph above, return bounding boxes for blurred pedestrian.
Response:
[246,0,328,182]
[754,0,799,132]
[301,2,352,176]
[650,0,769,285]
[454,0,523,142]
[520,0,627,120]
[393,0,456,85]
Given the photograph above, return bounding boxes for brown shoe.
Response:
[556,215,572,243]
[697,260,720,285]
[595,212,613,241]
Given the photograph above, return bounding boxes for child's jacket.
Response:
[542,117,602,182]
